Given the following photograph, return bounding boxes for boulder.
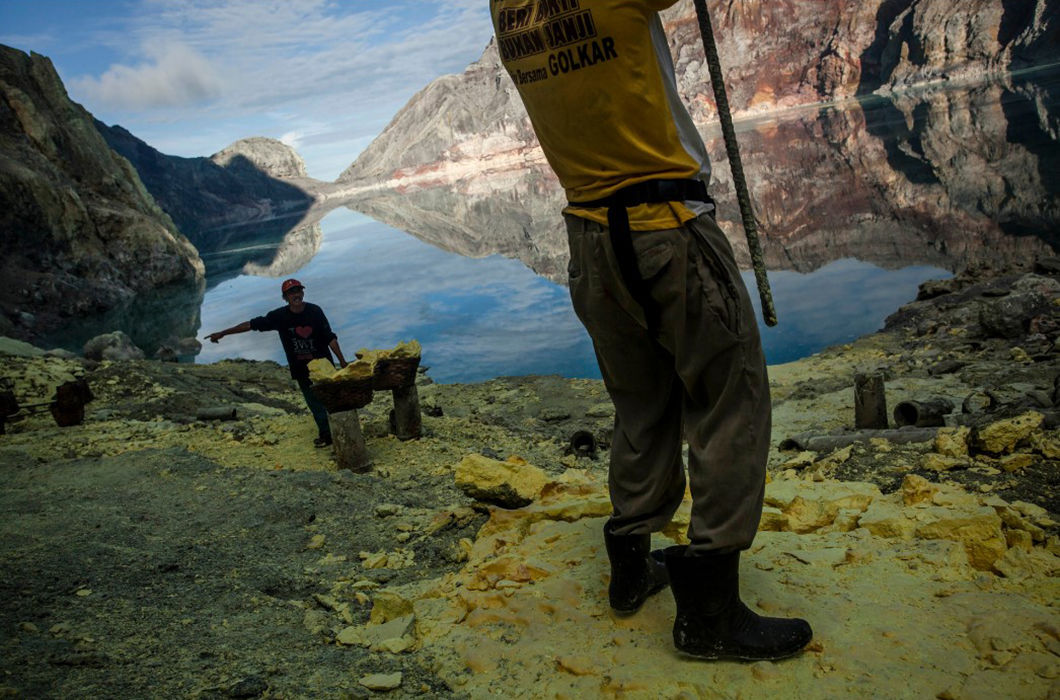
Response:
[913,506,1007,570]
[455,454,548,508]
[83,331,145,361]
[974,412,1045,455]
[935,426,971,458]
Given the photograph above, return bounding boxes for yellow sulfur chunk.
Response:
[307,358,337,382]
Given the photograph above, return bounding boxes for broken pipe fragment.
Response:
[893,398,955,428]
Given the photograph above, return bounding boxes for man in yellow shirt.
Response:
[491,0,812,660]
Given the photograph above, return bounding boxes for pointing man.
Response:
[206,279,347,448]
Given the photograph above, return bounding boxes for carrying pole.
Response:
[692,0,778,326]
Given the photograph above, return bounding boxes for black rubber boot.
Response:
[604,522,669,615]
[664,545,812,661]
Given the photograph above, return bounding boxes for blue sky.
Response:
[0,0,496,180]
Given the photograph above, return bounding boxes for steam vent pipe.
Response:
[893,398,955,428]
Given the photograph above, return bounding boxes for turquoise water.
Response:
[195,208,947,383]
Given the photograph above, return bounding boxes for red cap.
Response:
[281,278,304,294]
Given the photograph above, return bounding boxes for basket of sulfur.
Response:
[307,340,421,413]
[364,340,421,390]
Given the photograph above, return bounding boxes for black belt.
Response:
[569,179,713,329]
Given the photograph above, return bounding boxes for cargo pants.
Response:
[565,212,770,554]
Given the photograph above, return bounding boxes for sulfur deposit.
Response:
[0,268,1058,697]
[308,340,422,385]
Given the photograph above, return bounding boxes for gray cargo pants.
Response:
[565,212,770,554]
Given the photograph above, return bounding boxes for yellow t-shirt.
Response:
[491,0,711,230]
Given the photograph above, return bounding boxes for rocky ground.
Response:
[1,262,1059,699]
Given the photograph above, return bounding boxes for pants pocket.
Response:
[689,221,745,340]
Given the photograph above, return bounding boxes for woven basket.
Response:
[310,378,374,413]
[372,357,420,390]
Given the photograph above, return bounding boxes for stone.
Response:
[303,609,329,636]
[365,615,416,652]
[913,506,1007,570]
[857,501,916,540]
[1030,431,1060,459]
[369,591,415,625]
[901,474,940,506]
[1011,501,1057,529]
[1009,347,1032,363]
[974,412,1045,455]
[991,547,1060,579]
[764,481,880,533]
[778,451,817,470]
[994,507,1046,542]
[336,625,363,645]
[0,337,45,357]
[585,402,614,418]
[934,426,971,458]
[920,453,968,472]
[785,496,835,533]
[454,454,548,508]
[819,508,863,533]
[359,673,402,691]
[758,506,789,532]
[83,331,145,362]
[978,294,1038,339]
[1005,529,1033,551]
[999,453,1034,473]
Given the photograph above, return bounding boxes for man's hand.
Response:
[206,332,224,343]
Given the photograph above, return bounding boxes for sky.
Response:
[0,0,497,181]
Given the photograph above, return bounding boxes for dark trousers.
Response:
[296,377,332,440]
[565,212,770,554]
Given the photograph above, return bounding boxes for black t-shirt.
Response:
[250,302,336,380]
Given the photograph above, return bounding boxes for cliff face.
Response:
[96,126,317,278]
[0,45,204,341]
[339,0,1059,187]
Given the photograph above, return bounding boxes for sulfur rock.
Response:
[913,506,1007,570]
[999,453,1034,472]
[974,411,1045,455]
[1005,529,1034,551]
[359,672,402,691]
[920,453,968,472]
[901,474,940,506]
[934,426,971,458]
[369,591,415,625]
[1030,430,1060,459]
[991,547,1060,579]
[454,454,548,508]
[857,501,917,539]
[758,506,789,532]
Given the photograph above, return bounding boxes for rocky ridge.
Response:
[95,125,319,280]
[0,262,1058,697]
[0,46,204,342]
[211,137,308,180]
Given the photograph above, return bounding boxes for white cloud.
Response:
[71,41,222,110]
[279,130,303,151]
[60,0,495,175]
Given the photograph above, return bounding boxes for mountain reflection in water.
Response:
[45,68,1059,381]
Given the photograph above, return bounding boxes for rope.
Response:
[692,0,778,326]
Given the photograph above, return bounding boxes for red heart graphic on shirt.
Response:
[295,326,313,338]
